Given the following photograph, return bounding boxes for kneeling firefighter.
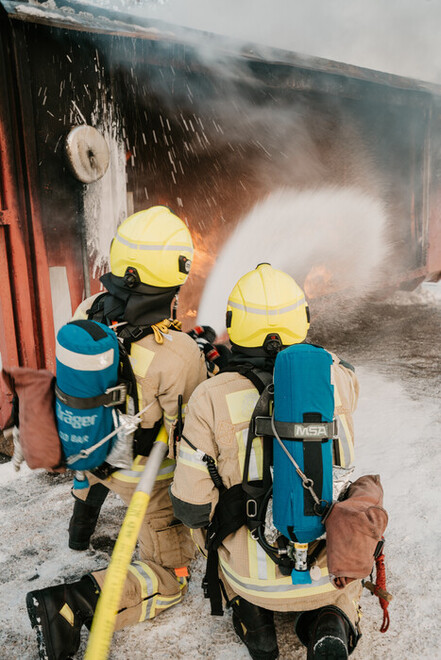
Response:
[170,264,363,660]
[26,207,209,660]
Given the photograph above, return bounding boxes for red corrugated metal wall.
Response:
[0,22,55,428]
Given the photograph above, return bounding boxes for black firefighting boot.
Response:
[68,483,109,550]
[296,606,358,659]
[26,575,99,660]
[231,596,279,660]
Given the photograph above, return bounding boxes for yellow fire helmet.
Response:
[226,263,310,351]
[110,206,194,288]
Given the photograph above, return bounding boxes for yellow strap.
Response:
[151,318,182,344]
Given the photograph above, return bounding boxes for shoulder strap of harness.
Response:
[241,380,273,529]
[86,293,107,322]
[202,483,246,615]
[86,299,140,417]
[221,363,268,393]
[117,324,155,352]
[118,341,139,415]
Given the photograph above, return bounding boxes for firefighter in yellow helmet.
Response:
[26,207,209,660]
[171,264,361,660]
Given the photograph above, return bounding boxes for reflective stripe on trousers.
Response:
[127,560,187,621]
[112,455,176,483]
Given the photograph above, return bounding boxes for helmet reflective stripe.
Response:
[228,298,306,316]
[114,233,194,255]
[56,340,115,371]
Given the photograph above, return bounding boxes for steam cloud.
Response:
[145,0,441,85]
[70,0,421,316]
[197,187,390,335]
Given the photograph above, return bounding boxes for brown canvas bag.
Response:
[325,474,388,580]
[1,366,65,472]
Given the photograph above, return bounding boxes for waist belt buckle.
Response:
[104,384,127,407]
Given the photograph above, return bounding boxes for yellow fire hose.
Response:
[84,427,169,660]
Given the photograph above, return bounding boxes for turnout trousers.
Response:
[73,454,196,630]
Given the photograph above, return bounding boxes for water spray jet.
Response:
[197,186,390,336]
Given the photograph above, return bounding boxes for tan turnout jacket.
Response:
[171,350,362,624]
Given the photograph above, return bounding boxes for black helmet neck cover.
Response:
[100,272,179,327]
[229,345,276,374]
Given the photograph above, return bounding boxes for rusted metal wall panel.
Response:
[0,16,56,426]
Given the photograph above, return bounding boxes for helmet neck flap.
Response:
[100,272,179,327]
[228,344,277,374]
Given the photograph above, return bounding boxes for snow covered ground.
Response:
[1,284,441,659]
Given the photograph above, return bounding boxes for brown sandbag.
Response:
[325,474,388,580]
[1,367,65,472]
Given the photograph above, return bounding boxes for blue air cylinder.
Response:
[55,320,119,474]
[272,343,334,544]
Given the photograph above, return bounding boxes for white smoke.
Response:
[197,186,390,335]
[64,0,416,316]
[141,0,441,85]
[55,1,441,86]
